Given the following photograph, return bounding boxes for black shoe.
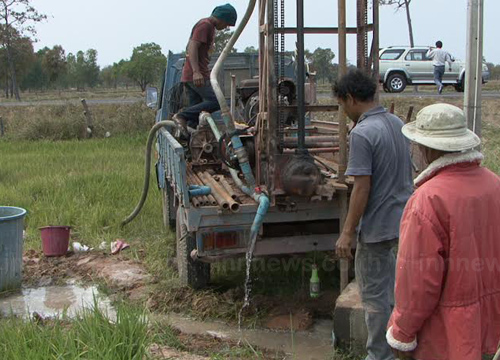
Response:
[438,85,443,94]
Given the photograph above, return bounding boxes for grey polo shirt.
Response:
[345,106,413,243]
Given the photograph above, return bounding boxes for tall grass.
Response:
[0,304,151,360]
[1,102,155,140]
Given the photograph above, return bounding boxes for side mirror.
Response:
[146,86,158,109]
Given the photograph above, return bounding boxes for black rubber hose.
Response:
[121,121,172,228]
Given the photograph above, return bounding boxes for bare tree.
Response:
[380,0,414,47]
[0,0,46,100]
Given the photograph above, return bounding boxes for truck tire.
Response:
[455,80,465,92]
[176,210,210,289]
[162,183,176,230]
[386,73,407,93]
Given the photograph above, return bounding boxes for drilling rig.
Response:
[150,0,380,289]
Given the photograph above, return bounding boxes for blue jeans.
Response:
[178,80,220,128]
[433,65,445,89]
[355,239,397,360]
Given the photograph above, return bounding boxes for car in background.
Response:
[379,46,490,93]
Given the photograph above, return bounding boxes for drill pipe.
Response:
[283,147,339,154]
[216,176,240,202]
[186,172,208,206]
[190,170,217,206]
[198,172,230,211]
[200,172,240,213]
[283,142,340,149]
[284,136,339,143]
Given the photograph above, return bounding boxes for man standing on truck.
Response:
[334,70,413,360]
[173,4,237,139]
[426,41,455,94]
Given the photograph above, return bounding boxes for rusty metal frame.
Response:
[255,0,380,290]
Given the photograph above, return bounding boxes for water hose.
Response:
[211,0,258,188]
[121,120,174,228]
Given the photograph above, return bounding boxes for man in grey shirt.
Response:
[426,40,455,94]
[334,70,413,360]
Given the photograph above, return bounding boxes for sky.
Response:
[32,0,498,68]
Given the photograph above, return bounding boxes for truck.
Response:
[145,0,378,289]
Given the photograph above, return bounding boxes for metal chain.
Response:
[278,0,286,151]
[364,0,368,69]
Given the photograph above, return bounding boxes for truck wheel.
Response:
[386,74,407,93]
[176,211,210,289]
[162,183,176,230]
[455,82,464,92]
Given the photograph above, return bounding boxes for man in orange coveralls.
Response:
[386,103,500,360]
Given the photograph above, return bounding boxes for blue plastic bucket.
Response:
[0,206,27,292]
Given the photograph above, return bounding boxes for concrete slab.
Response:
[333,281,368,354]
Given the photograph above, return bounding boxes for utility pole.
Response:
[464,0,484,138]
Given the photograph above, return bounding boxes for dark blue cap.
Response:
[212,4,237,26]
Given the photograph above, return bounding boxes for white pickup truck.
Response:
[379,46,490,93]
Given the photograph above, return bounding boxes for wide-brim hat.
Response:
[402,103,481,152]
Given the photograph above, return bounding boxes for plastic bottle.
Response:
[310,264,320,298]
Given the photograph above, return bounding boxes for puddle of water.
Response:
[166,314,334,360]
[0,284,116,320]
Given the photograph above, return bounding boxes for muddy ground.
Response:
[20,250,340,359]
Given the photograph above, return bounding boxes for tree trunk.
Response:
[5,45,21,101]
[405,0,415,47]
[404,0,418,93]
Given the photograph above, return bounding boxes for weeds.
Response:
[0,303,150,360]
[0,102,154,140]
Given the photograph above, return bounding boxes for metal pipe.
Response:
[198,172,229,210]
[339,0,350,293]
[187,169,215,205]
[283,147,339,154]
[199,172,240,213]
[230,74,237,119]
[296,0,306,153]
[210,0,257,188]
[285,142,338,149]
[211,0,256,117]
[284,136,339,143]
[186,171,207,205]
[372,0,380,99]
[217,176,240,202]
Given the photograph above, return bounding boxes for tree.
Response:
[42,45,67,88]
[66,49,100,90]
[0,0,46,100]
[380,0,414,47]
[310,47,336,83]
[0,34,35,96]
[214,29,237,53]
[21,47,49,91]
[244,46,258,54]
[125,43,166,91]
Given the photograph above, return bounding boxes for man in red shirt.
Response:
[173,4,237,138]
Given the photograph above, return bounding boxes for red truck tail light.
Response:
[202,231,238,250]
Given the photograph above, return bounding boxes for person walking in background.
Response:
[386,104,500,360]
[173,4,237,139]
[334,70,413,360]
[426,41,455,95]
